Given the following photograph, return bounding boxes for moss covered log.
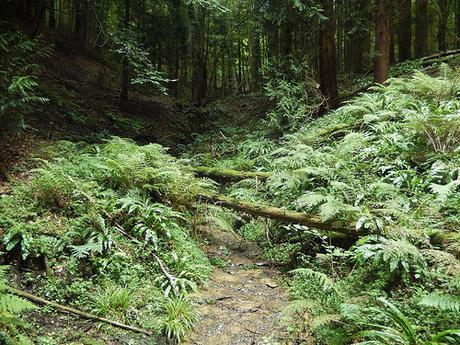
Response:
[193,166,272,182]
[206,194,363,236]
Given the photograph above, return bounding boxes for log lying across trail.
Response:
[9,287,152,336]
[205,194,363,236]
[193,166,272,182]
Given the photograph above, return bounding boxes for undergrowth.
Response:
[0,137,215,343]
[186,65,460,344]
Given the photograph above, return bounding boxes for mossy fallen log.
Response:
[206,194,363,236]
[193,166,272,182]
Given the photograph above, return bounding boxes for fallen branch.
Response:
[193,166,272,182]
[206,195,363,236]
[419,49,460,62]
[9,287,152,336]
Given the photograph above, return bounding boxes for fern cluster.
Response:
[0,266,35,344]
[186,66,460,344]
[0,137,214,340]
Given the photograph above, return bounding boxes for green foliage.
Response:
[264,61,323,133]
[354,298,460,345]
[0,137,214,340]
[111,29,170,93]
[0,24,51,130]
[0,266,36,344]
[90,284,133,322]
[419,293,460,313]
[159,294,198,343]
[352,236,427,286]
[187,66,460,344]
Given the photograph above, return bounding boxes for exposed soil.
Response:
[186,227,291,345]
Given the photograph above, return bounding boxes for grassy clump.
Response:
[187,66,460,344]
[0,137,215,343]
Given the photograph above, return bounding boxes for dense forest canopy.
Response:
[0,1,460,345]
[1,0,459,108]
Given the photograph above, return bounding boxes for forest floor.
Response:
[0,50,288,344]
[186,227,293,345]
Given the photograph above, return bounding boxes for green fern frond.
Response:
[419,293,460,312]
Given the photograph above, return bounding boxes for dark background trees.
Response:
[1,0,459,107]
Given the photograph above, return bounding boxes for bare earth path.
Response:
[185,227,291,345]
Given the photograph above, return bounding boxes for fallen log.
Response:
[9,287,152,336]
[419,49,460,62]
[193,166,272,182]
[206,194,363,236]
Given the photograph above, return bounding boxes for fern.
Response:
[0,266,36,341]
[419,293,460,313]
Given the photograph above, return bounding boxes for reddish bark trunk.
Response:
[415,0,428,57]
[319,0,338,111]
[398,0,411,61]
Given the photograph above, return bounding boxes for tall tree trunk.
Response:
[266,19,278,61]
[389,30,395,64]
[397,0,411,61]
[74,0,88,48]
[337,0,343,72]
[191,5,207,105]
[351,0,371,74]
[120,0,130,102]
[374,0,390,83]
[48,0,56,29]
[280,1,293,72]
[226,37,233,94]
[415,0,428,57]
[237,38,242,92]
[457,0,460,49]
[319,0,338,111]
[437,0,448,51]
[170,0,182,98]
[31,0,46,38]
[249,0,262,92]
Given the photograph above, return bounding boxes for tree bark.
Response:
[374,0,390,84]
[415,0,428,57]
[191,5,207,104]
[389,30,395,64]
[397,0,412,61]
[437,0,448,51]
[48,0,56,29]
[30,0,46,38]
[457,0,460,49]
[249,0,262,92]
[319,0,338,111]
[74,0,88,48]
[120,0,130,102]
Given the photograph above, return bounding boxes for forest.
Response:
[0,0,460,344]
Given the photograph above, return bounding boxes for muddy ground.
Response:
[186,227,291,345]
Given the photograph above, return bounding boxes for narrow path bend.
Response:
[186,227,290,345]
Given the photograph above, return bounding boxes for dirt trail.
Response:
[186,227,291,345]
